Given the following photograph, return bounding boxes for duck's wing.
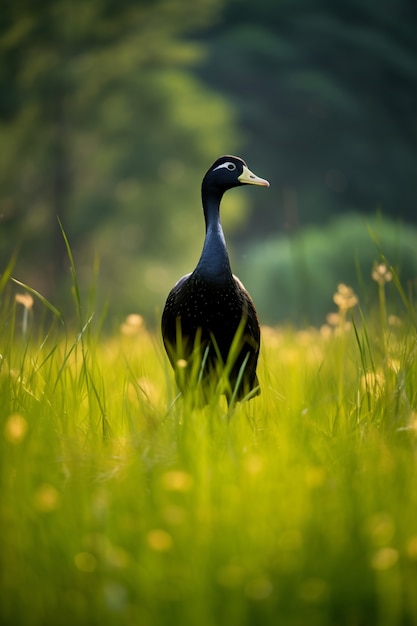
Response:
[161,273,192,360]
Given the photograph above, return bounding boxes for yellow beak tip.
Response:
[238,165,270,187]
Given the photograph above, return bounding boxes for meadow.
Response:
[0,261,416,626]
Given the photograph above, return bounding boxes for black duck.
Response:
[161,155,269,404]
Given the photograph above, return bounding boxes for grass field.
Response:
[1,264,416,626]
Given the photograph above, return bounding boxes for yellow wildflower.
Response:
[372,263,393,285]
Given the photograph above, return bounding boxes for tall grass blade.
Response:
[0,253,17,296]
[11,277,64,322]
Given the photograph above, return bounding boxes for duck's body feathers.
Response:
[162,270,260,403]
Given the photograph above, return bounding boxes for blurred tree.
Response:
[2,0,415,325]
[196,0,417,240]
[0,0,237,318]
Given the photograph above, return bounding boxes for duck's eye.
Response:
[213,161,237,173]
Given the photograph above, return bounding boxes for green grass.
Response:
[1,271,417,626]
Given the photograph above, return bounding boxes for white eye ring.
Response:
[213,161,237,172]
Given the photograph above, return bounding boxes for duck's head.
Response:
[202,156,270,193]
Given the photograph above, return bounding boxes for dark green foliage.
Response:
[239,214,417,325]
[197,0,417,237]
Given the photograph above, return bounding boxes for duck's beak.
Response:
[238,165,270,187]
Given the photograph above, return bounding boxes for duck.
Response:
[161,155,269,405]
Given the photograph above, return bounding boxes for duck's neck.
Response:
[194,189,232,282]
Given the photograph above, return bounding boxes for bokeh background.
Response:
[1,0,416,327]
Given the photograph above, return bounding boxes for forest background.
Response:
[1,0,416,327]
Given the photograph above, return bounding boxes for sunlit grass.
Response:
[1,269,416,626]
